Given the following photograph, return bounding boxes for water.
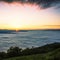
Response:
[0,30,60,52]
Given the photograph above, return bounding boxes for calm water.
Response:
[0,30,60,51]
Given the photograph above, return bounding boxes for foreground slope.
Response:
[4,47,60,60]
[4,43,60,60]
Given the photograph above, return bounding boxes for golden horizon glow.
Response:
[0,2,60,30]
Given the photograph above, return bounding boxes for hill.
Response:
[0,42,60,60]
[4,48,60,60]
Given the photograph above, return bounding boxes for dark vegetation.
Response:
[4,48,60,60]
[0,42,60,60]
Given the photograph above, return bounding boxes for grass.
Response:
[4,48,60,60]
[4,54,45,60]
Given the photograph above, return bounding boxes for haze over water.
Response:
[0,30,60,52]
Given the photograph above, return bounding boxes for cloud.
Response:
[28,0,60,9]
[0,0,60,9]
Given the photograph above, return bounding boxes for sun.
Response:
[9,22,23,30]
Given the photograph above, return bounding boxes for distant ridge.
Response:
[0,30,16,34]
[0,30,29,34]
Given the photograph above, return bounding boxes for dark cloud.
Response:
[28,0,60,9]
[0,0,25,2]
[0,0,60,9]
[0,0,13,2]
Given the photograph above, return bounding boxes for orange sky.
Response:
[0,2,60,30]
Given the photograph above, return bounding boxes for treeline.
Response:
[0,42,60,60]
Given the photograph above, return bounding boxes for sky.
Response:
[0,0,60,30]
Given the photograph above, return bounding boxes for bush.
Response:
[7,46,22,57]
[0,52,7,59]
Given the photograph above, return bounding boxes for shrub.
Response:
[0,52,7,59]
[7,46,22,57]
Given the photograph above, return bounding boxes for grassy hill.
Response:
[4,48,60,60]
[0,42,60,60]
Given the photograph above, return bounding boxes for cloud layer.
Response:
[0,0,60,9]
